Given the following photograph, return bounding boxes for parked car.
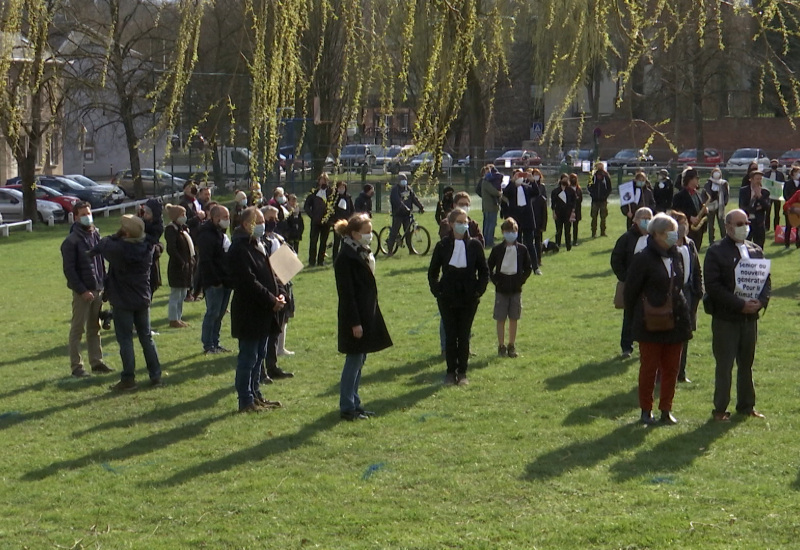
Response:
[111,169,187,198]
[386,145,418,174]
[778,149,800,168]
[4,184,79,213]
[725,148,770,171]
[0,187,65,223]
[339,144,378,169]
[494,149,541,168]
[606,149,654,168]
[5,175,109,208]
[677,148,723,166]
[409,152,454,173]
[375,145,403,168]
[65,174,126,204]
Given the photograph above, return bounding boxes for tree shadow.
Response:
[544,356,634,391]
[316,354,443,397]
[156,383,443,487]
[771,280,800,300]
[575,268,614,279]
[562,386,639,426]
[0,391,119,432]
[523,422,650,481]
[609,419,736,482]
[21,412,231,481]
[0,344,66,368]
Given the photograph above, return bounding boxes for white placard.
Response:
[269,242,304,284]
[581,161,591,173]
[619,181,637,206]
[734,258,770,300]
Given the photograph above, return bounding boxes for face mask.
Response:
[658,175,665,181]
[503,231,518,243]
[532,175,540,182]
[337,187,346,194]
[252,223,265,238]
[711,172,721,181]
[665,230,679,247]
[239,199,247,207]
[265,220,277,233]
[277,195,287,204]
[635,179,644,187]
[218,219,230,230]
[515,177,525,185]
[561,181,568,187]
[176,215,187,226]
[400,180,408,187]
[638,219,650,232]
[359,232,373,246]
[733,225,749,242]
[79,214,93,227]
[771,166,778,171]
[793,173,800,182]
[453,222,469,236]
[189,187,198,196]
[457,204,470,214]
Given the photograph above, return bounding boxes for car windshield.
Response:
[156,170,176,178]
[732,149,758,158]
[616,149,638,157]
[53,177,84,190]
[67,175,97,187]
[679,150,697,157]
[780,150,800,159]
[1,188,22,198]
[39,186,63,197]
[341,145,365,155]
[501,150,523,158]
[387,146,402,156]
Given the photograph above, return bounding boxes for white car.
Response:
[0,187,65,223]
[725,148,770,171]
[409,152,454,173]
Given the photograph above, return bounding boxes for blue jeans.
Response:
[168,287,187,321]
[236,337,267,409]
[113,307,161,382]
[202,286,231,351]
[483,210,498,248]
[340,353,366,413]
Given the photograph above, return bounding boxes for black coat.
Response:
[332,192,355,223]
[677,238,703,331]
[227,229,281,340]
[623,237,693,344]
[428,236,489,304]
[487,242,532,294]
[551,184,576,222]
[91,236,154,311]
[784,178,800,201]
[739,185,771,227]
[195,221,229,288]
[286,210,304,243]
[653,178,674,212]
[588,171,612,202]
[703,236,771,322]
[303,186,334,225]
[334,239,393,354]
[164,222,195,288]
[503,182,539,230]
[354,191,373,216]
[572,186,583,221]
[61,224,105,294]
[620,184,656,217]
[611,225,647,282]
[532,194,548,232]
[672,188,702,219]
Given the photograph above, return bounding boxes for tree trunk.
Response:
[120,94,144,198]
[465,67,487,165]
[18,147,39,223]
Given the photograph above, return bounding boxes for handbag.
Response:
[642,261,675,332]
[614,281,625,309]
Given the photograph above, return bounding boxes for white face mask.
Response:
[176,215,187,225]
[532,175,541,182]
[515,177,525,185]
[337,187,345,195]
[457,204,470,214]
[218,219,230,230]
[711,172,721,181]
[359,232,373,246]
[277,195,287,204]
[732,225,749,242]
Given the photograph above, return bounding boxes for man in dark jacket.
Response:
[704,209,771,421]
[179,181,206,235]
[354,183,374,217]
[61,202,111,378]
[386,174,424,255]
[90,215,161,391]
[551,174,577,251]
[195,205,232,354]
[503,171,541,273]
[588,162,612,237]
[653,169,673,213]
[303,173,334,266]
[738,171,771,249]
[611,207,653,358]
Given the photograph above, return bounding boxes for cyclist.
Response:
[386,174,424,255]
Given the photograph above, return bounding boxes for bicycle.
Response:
[378,212,431,256]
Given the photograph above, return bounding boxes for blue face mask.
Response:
[79,214,93,227]
[665,230,679,247]
[453,222,469,236]
[503,231,518,243]
[638,219,650,232]
[253,223,266,238]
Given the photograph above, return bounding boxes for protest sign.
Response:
[270,243,304,284]
[619,181,639,206]
[734,258,770,300]
[762,178,784,201]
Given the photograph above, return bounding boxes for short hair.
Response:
[667,209,687,225]
[453,191,471,205]
[447,207,467,226]
[210,204,228,221]
[648,212,678,235]
[333,213,371,237]
[363,183,373,193]
[633,207,653,221]
[501,217,518,232]
[287,193,297,201]
[273,186,285,197]
[73,201,91,217]
[726,209,747,224]
[239,206,260,227]
[336,181,347,191]
[260,205,279,218]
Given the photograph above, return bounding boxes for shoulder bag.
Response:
[642,260,675,332]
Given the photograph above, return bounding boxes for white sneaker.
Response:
[535,269,543,276]
[277,349,295,356]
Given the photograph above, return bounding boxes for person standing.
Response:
[588,162,612,237]
[435,186,455,229]
[671,168,705,250]
[333,213,393,421]
[60,201,112,378]
[195,205,233,354]
[503,171,541,274]
[624,213,692,425]
[738,170,771,249]
[487,217,532,358]
[285,193,304,254]
[704,209,770,421]
[764,159,785,230]
[140,198,164,300]
[303,173,334,267]
[611,207,653,359]
[90,215,162,391]
[227,207,285,413]
[428,207,489,386]
[231,190,249,230]
[481,164,503,248]
[439,191,484,246]
[782,166,800,249]
[621,171,656,230]
[653,169,673,213]
[386,174,424,255]
[164,204,195,328]
[551,173,577,251]
[179,181,206,234]
[568,173,583,246]
[331,181,355,260]
[703,168,730,245]
[354,183,374,217]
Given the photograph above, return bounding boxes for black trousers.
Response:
[308,222,330,266]
[554,218,572,250]
[438,300,479,376]
[784,214,800,248]
[749,223,766,249]
[386,215,412,252]
[520,228,539,270]
[770,200,781,229]
[712,317,757,414]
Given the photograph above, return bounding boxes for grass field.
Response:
[1,201,800,549]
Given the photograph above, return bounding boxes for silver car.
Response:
[0,187,65,223]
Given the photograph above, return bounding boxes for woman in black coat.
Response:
[503,171,540,272]
[331,181,355,261]
[334,213,393,421]
[624,213,693,426]
[428,207,489,386]
[164,204,195,328]
[551,173,577,251]
[227,207,285,413]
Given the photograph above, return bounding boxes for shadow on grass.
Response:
[575,268,614,279]
[156,383,443,487]
[385,264,431,277]
[523,422,651,481]
[544,356,634,391]
[609,419,736,482]
[21,412,231,481]
[562,386,639,426]
[771,280,800,300]
[0,391,120,432]
[316,354,442,397]
[0,344,66,368]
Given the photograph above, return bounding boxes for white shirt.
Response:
[737,243,750,259]
[500,245,518,275]
[448,239,468,268]
[634,235,648,254]
[677,244,691,285]
[517,185,527,206]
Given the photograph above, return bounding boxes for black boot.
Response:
[640,409,657,425]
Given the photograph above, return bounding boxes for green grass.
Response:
[2,205,800,549]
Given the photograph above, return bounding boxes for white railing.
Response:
[0,220,33,237]
[67,192,183,224]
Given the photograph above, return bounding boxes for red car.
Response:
[5,183,80,213]
[677,148,723,166]
[778,149,800,168]
[494,149,542,168]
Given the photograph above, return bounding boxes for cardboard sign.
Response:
[734,259,770,300]
[762,178,784,201]
[269,242,304,284]
[619,181,636,206]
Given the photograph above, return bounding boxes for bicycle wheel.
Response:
[378,226,397,255]
[369,230,380,255]
[409,225,431,255]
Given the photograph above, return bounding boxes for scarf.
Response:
[172,222,195,258]
[449,239,468,268]
[343,235,375,274]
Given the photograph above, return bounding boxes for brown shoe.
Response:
[742,409,765,419]
[238,403,261,413]
[109,379,137,392]
[169,320,183,328]
[255,398,282,409]
[443,372,457,386]
[91,362,114,374]
[71,367,91,378]
[712,410,731,422]
[457,375,470,386]
[178,320,190,328]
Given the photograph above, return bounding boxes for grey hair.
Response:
[633,207,653,221]
[648,212,678,235]
[260,205,279,216]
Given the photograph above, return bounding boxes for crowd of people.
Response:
[61,159,785,423]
